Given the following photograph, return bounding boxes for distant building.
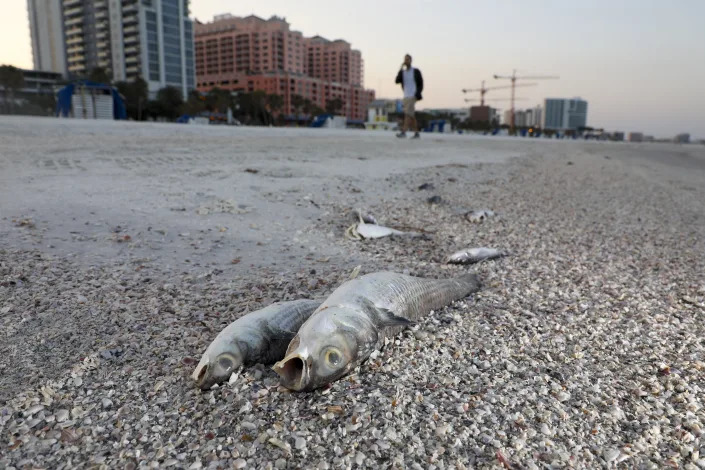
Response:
[367,98,400,122]
[526,106,542,128]
[543,98,588,130]
[674,133,690,144]
[611,132,625,141]
[503,110,512,127]
[628,132,644,142]
[194,14,374,121]
[503,106,542,128]
[27,0,67,77]
[0,69,63,112]
[468,105,498,124]
[28,0,195,99]
[21,69,64,95]
[425,107,471,121]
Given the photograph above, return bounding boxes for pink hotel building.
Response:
[194,14,375,122]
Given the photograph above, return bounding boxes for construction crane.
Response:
[462,80,537,106]
[493,70,559,132]
[464,98,527,103]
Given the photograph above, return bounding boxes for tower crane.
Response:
[462,80,537,106]
[493,70,559,132]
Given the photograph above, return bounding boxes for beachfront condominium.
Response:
[27,0,68,77]
[543,98,588,131]
[194,14,374,121]
[28,0,195,98]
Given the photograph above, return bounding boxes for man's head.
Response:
[403,54,412,69]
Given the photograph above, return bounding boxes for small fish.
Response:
[465,209,495,223]
[350,208,377,225]
[446,247,507,264]
[345,210,417,240]
[273,272,481,391]
[193,299,320,390]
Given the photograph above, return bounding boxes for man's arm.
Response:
[395,70,403,85]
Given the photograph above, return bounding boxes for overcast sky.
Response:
[2,0,704,138]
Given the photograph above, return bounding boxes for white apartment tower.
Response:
[28,0,195,98]
[27,0,68,76]
[543,98,588,130]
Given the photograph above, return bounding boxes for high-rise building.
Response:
[27,0,68,76]
[628,132,643,142]
[543,98,588,130]
[502,106,542,128]
[674,133,690,144]
[29,0,194,98]
[469,105,498,124]
[305,36,362,86]
[194,14,374,121]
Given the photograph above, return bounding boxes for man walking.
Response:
[395,54,423,138]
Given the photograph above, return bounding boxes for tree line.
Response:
[1,65,347,124]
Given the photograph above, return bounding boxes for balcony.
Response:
[63,0,81,7]
[66,35,83,46]
[64,6,83,17]
[67,44,84,55]
[65,16,83,27]
[123,2,138,13]
[123,25,138,35]
[65,25,84,36]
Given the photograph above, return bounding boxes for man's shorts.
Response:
[402,97,417,117]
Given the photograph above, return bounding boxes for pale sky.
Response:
[2,0,704,138]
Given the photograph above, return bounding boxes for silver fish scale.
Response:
[321,271,480,326]
[260,300,321,335]
[215,299,320,365]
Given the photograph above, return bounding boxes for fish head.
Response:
[273,306,367,391]
[192,339,247,390]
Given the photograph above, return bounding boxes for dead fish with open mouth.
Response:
[193,299,320,390]
[273,271,481,391]
[446,247,507,264]
[465,209,495,223]
[345,209,420,240]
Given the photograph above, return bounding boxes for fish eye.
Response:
[324,348,342,367]
[218,355,234,371]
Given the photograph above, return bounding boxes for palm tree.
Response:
[0,65,25,113]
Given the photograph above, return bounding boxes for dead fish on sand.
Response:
[193,299,320,390]
[345,209,418,240]
[446,247,507,264]
[273,271,481,391]
[465,209,495,223]
[347,208,378,225]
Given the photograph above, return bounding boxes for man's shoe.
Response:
[396,132,407,138]
[412,132,421,139]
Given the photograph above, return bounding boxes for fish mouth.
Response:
[273,354,310,392]
[193,360,216,390]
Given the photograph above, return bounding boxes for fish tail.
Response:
[454,273,481,295]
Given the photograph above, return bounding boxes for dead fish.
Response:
[465,209,495,223]
[345,210,417,240]
[446,247,507,264]
[193,299,320,390]
[350,208,377,225]
[273,272,481,391]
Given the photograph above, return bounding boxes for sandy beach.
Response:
[1,116,704,469]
